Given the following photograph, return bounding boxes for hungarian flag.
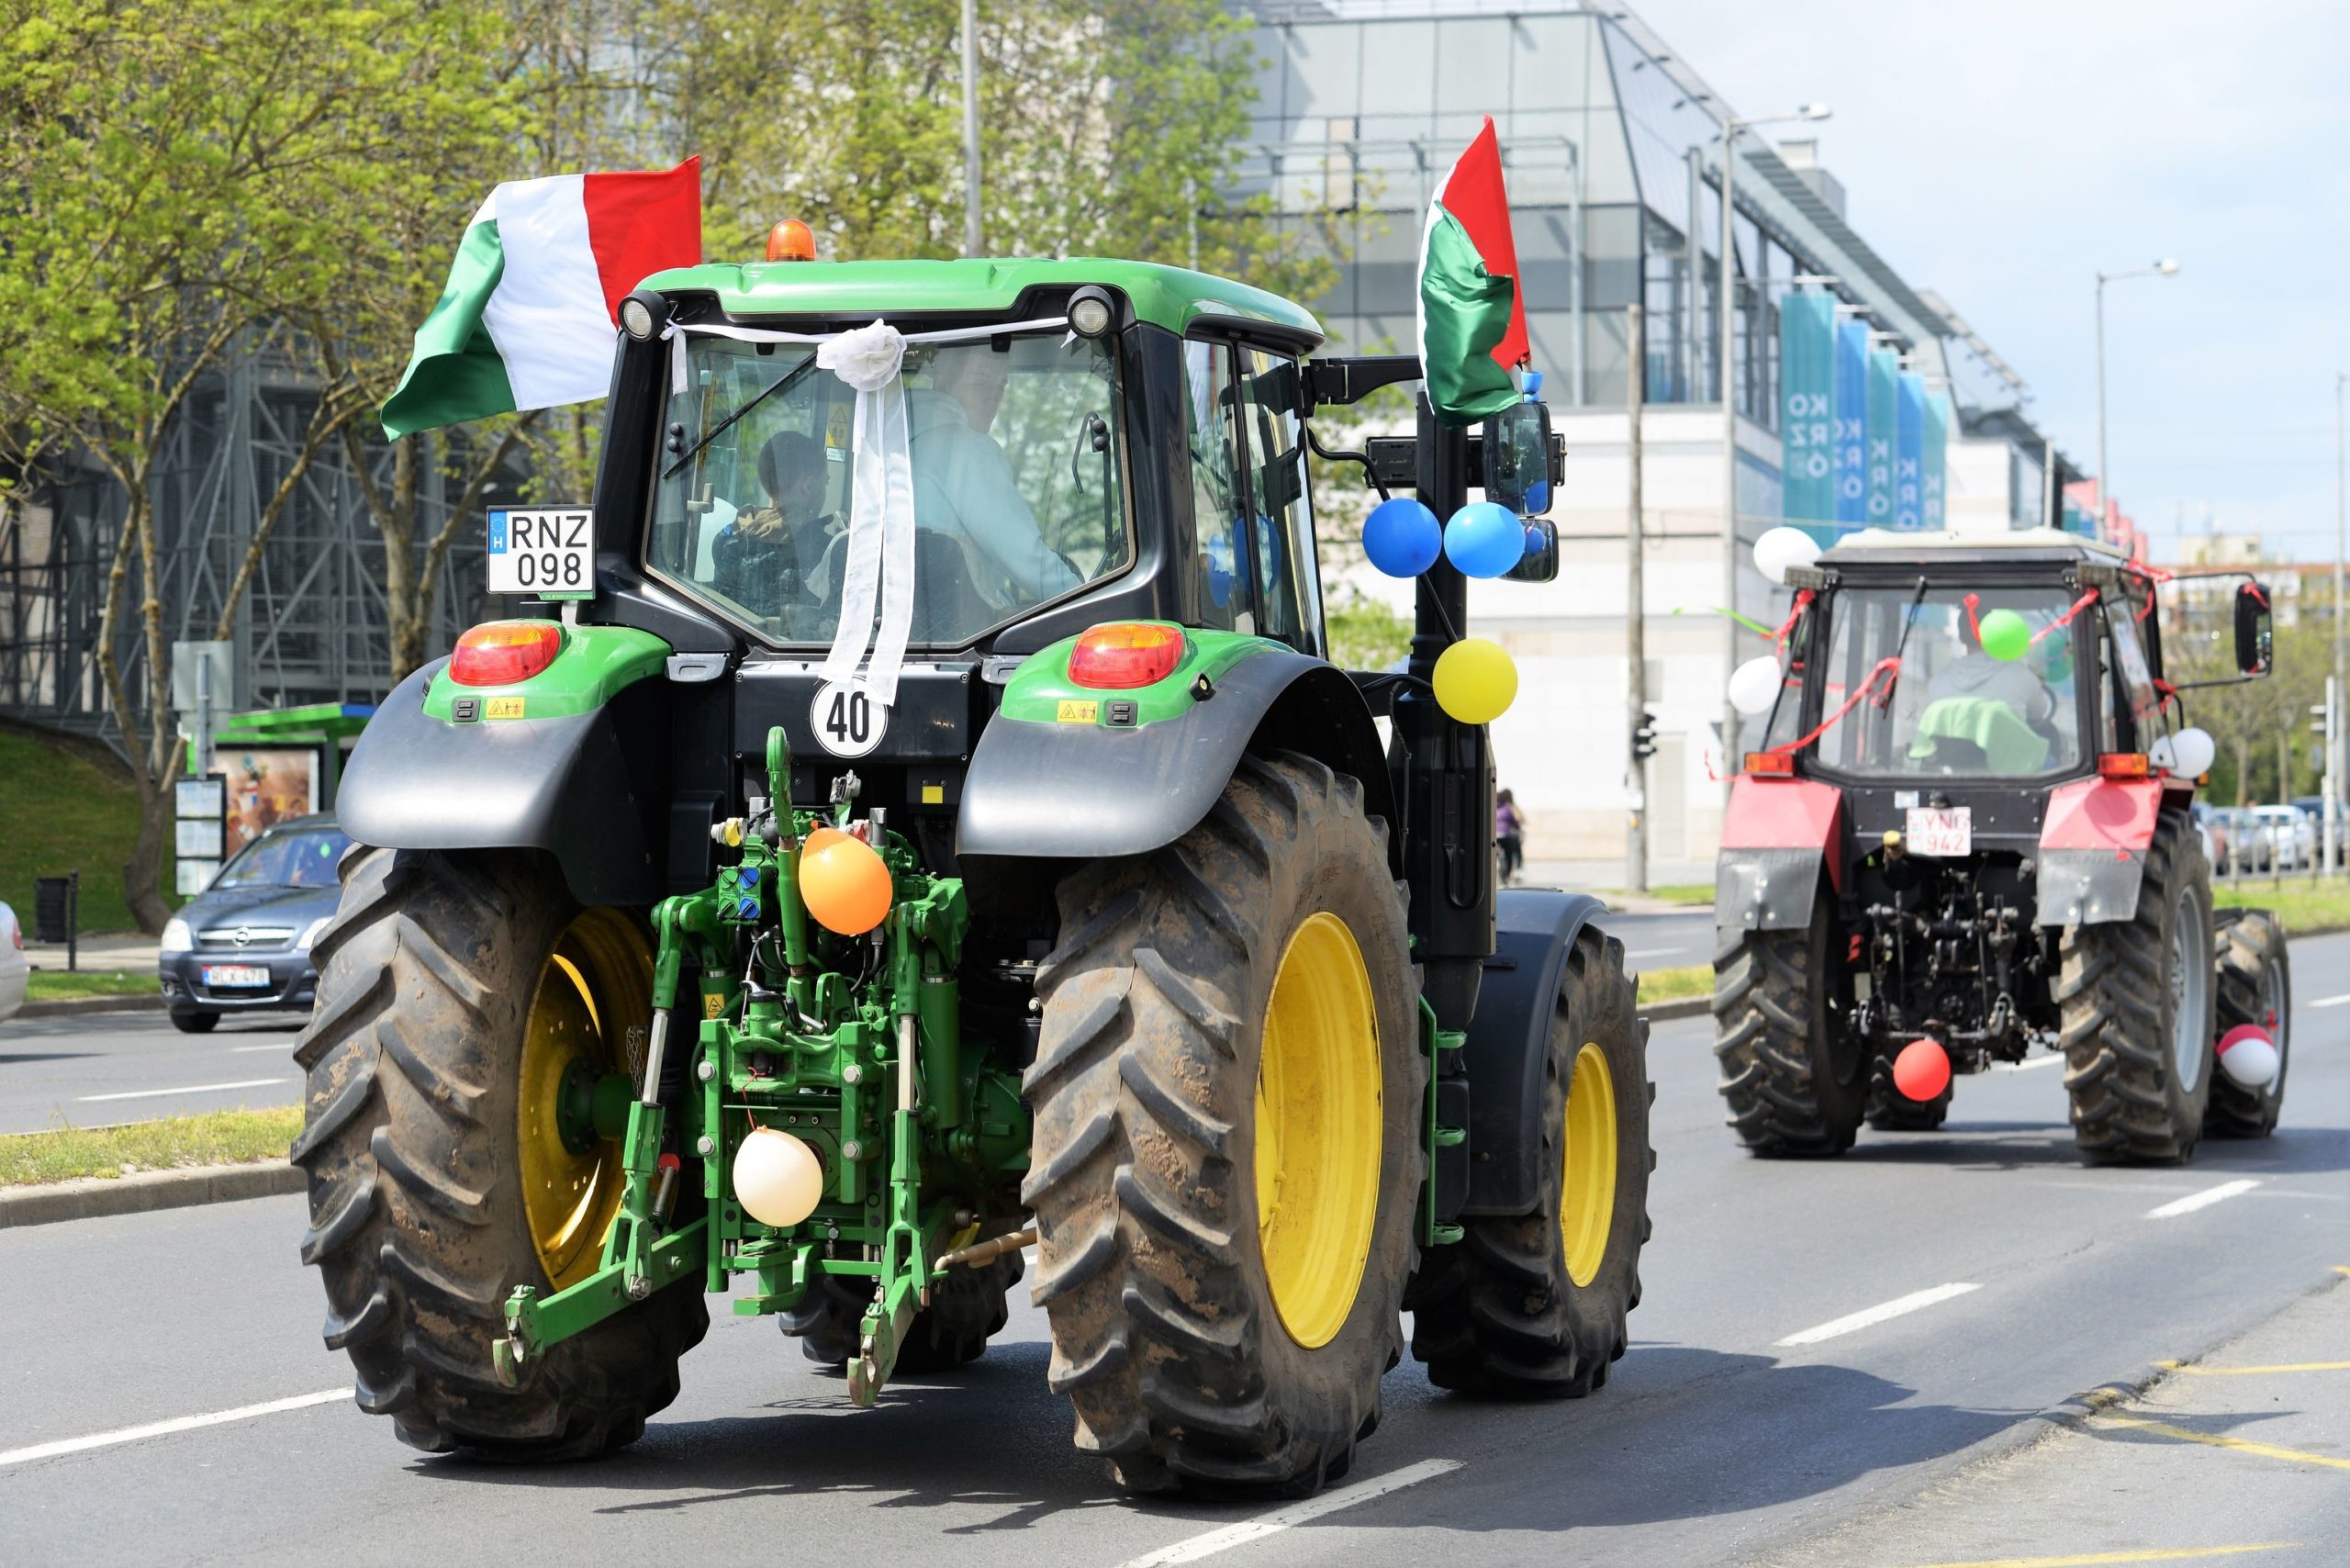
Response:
[1417,118,1528,426]
[381,159,702,439]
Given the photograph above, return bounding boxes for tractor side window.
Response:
[2103,599,2165,750]
[1237,349,1326,655]
[1183,341,1252,633]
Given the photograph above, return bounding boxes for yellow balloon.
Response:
[1432,638,1518,725]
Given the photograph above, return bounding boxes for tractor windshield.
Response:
[1811,585,2087,778]
[645,329,1130,646]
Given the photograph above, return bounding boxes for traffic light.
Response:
[1632,709,1659,761]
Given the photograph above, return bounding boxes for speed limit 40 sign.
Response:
[488,509,594,600]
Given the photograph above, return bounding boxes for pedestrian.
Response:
[1495,788,1525,885]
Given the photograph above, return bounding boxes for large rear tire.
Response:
[1712,890,1864,1156]
[1408,925,1652,1396]
[2060,812,2215,1165]
[1024,753,1421,1496]
[291,847,706,1459]
[2203,907,2288,1139]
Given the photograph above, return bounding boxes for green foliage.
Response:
[1637,964,1710,1002]
[1,1108,303,1187]
[2167,605,2333,804]
[25,969,152,1002]
[1323,589,1413,673]
[2213,877,2350,935]
[0,729,174,933]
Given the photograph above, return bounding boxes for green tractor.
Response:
[294,254,1652,1495]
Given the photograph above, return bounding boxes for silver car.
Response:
[0,900,27,1023]
[2250,804,2315,871]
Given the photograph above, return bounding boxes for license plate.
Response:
[1906,806,1973,857]
[201,965,272,990]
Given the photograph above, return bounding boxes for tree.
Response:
[0,0,526,929]
[2169,605,2327,804]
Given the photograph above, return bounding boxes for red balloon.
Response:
[1892,1038,1952,1103]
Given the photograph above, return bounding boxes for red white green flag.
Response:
[1417,118,1529,426]
[382,158,702,439]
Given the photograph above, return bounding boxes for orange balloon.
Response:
[799,826,892,935]
[1892,1038,1951,1102]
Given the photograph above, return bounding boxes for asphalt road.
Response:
[0,1012,304,1134]
[1,933,2344,1568]
[1592,907,1716,971]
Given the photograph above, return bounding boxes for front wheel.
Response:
[1024,753,1422,1496]
[169,1010,219,1035]
[2061,812,2215,1164]
[1409,926,1652,1396]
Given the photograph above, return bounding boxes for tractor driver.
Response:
[909,349,1081,610]
[1908,611,2065,773]
[711,430,840,621]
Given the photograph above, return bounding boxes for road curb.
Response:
[0,1160,302,1229]
[19,992,165,1020]
[1639,996,1708,1023]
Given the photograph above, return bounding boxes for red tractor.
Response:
[1710,528,2289,1165]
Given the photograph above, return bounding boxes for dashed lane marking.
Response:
[2308,991,2349,1009]
[229,1043,297,1053]
[0,1388,351,1469]
[1109,1459,1463,1566]
[1901,1546,2299,1568]
[1777,1282,1982,1348]
[77,1078,291,1103]
[2155,1359,2350,1375]
[2145,1179,2262,1219]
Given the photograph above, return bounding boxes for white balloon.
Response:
[2152,726,2216,779]
[733,1126,825,1228]
[2219,1034,2279,1089]
[1729,655,1785,716]
[1752,526,1820,586]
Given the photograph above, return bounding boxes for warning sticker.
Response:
[485,697,526,720]
[1056,700,1099,724]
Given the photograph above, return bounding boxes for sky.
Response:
[1626,0,2350,564]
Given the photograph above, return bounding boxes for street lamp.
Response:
[1718,102,1829,788]
[2092,259,2179,537]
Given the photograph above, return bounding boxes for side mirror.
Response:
[2233,581,2273,676]
[1482,398,1554,518]
[1503,518,1559,584]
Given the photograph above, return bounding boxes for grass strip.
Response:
[25,969,152,1002]
[2213,878,2350,936]
[1636,962,1710,1002]
[0,1107,302,1187]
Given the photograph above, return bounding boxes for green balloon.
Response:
[1979,607,2031,662]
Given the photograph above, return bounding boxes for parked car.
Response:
[157,814,352,1033]
[2190,801,2231,872]
[2250,804,2315,872]
[0,900,27,1024]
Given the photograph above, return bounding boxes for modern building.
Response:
[1237,0,2080,870]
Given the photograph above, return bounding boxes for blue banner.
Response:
[1894,371,1925,530]
[1835,319,1867,527]
[1865,348,1897,526]
[1920,391,1950,530]
[1777,292,1836,521]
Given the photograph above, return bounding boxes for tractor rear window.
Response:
[646,330,1130,646]
[1813,586,2086,778]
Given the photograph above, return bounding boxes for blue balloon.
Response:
[1361,497,1442,577]
[1446,500,1528,578]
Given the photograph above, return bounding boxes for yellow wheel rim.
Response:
[518,908,652,1291]
[1254,912,1382,1350]
[1560,1041,1617,1289]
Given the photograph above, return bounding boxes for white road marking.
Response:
[229,1043,296,1054]
[0,1388,350,1469]
[77,1078,290,1103]
[1624,947,1681,960]
[1111,1459,1464,1566]
[1777,1282,1982,1347]
[2310,991,2350,1009]
[2146,1178,2263,1219]
[1994,1055,2064,1072]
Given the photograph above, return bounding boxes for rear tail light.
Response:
[1744,751,1796,778]
[2097,753,2151,779]
[449,621,564,686]
[1068,622,1186,689]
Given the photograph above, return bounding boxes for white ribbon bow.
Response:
[814,319,916,706]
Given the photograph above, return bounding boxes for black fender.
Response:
[956,646,1397,869]
[1715,848,1829,935]
[335,660,660,907]
[1455,887,1612,1217]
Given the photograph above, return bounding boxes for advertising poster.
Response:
[211,748,319,857]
